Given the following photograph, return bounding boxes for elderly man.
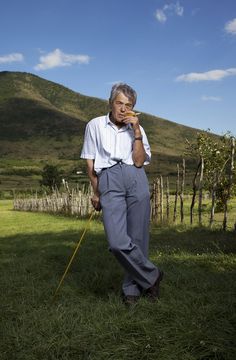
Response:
[81,83,163,305]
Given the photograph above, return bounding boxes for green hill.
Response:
[0,71,206,192]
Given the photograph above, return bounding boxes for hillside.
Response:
[0,71,206,191]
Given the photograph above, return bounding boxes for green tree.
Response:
[40,164,62,191]
[186,132,235,228]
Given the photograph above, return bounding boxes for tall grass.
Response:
[0,200,235,360]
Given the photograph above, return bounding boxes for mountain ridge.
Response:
[0,71,211,189]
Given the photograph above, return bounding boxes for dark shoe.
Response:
[145,270,164,301]
[122,293,140,306]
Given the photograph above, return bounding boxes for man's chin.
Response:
[110,114,125,126]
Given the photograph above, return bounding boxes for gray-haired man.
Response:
[81,83,163,305]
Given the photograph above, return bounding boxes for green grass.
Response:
[0,200,236,360]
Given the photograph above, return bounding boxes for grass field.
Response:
[0,200,236,360]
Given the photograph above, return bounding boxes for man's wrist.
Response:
[134,129,142,136]
[134,135,143,141]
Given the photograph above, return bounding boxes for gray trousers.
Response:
[98,163,159,296]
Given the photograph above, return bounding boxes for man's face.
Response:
[110,93,134,125]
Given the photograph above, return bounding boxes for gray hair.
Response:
[109,83,137,107]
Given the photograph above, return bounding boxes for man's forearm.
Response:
[132,128,146,167]
[86,159,101,210]
[89,173,99,195]
[87,161,99,196]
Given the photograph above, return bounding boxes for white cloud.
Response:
[176,68,236,82]
[155,9,167,23]
[225,18,236,35]
[201,95,222,102]
[0,53,24,64]
[155,2,183,23]
[34,48,91,70]
[174,2,184,16]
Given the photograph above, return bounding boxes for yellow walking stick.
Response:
[52,210,95,302]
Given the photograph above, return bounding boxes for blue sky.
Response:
[1,0,236,135]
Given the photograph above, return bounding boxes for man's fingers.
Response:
[94,203,101,211]
[91,198,101,211]
[96,203,102,211]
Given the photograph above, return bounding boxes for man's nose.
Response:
[120,105,126,112]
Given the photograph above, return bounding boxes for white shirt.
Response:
[80,113,151,174]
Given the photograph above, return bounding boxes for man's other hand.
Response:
[91,194,101,211]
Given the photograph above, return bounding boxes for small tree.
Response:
[40,164,62,191]
[186,131,235,228]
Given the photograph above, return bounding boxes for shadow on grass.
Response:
[0,224,235,303]
[151,225,236,255]
[0,227,123,301]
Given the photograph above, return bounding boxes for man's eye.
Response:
[115,101,133,109]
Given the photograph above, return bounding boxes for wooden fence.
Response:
[13,185,94,217]
[150,160,235,230]
[13,153,235,230]
[14,179,235,230]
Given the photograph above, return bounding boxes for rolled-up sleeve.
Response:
[80,122,96,159]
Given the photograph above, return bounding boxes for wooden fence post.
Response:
[210,172,217,228]
[173,164,179,224]
[223,137,235,230]
[151,178,160,223]
[198,157,204,226]
[156,178,160,223]
[166,177,170,221]
[151,181,157,221]
[160,176,163,223]
[180,158,185,223]
[190,160,201,225]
